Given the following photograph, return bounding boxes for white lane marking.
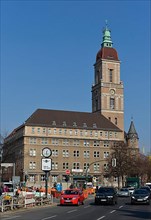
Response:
[119,205,123,209]
[2,216,21,220]
[67,209,77,213]
[97,216,105,220]
[41,215,57,220]
[110,210,116,213]
[84,205,91,208]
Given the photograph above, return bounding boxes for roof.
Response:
[96,47,119,62]
[25,108,121,131]
[127,120,138,139]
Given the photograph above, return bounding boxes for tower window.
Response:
[110,98,115,109]
[109,69,113,82]
[115,118,117,125]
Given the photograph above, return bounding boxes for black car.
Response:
[131,189,150,205]
[140,186,151,198]
[95,187,118,205]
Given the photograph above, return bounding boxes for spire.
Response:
[101,20,113,48]
[127,119,139,139]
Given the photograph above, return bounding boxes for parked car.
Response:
[95,187,118,205]
[60,188,84,206]
[131,189,150,205]
[117,188,130,197]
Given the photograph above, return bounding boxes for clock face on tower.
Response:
[42,147,52,158]
[110,89,115,95]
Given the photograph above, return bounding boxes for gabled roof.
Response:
[25,108,121,131]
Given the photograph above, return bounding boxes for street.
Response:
[1,196,151,220]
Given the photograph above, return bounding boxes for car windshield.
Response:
[98,188,114,193]
[120,188,128,192]
[134,189,148,194]
[64,190,79,195]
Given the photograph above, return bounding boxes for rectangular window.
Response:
[109,69,113,82]
[83,140,89,147]
[29,138,37,144]
[83,163,89,170]
[52,150,58,157]
[63,139,69,145]
[115,118,117,125]
[59,129,62,134]
[75,130,78,135]
[43,128,46,134]
[32,127,35,133]
[37,128,40,133]
[73,150,79,157]
[52,162,58,170]
[94,151,100,158]
[104,152,109,158]
[100,131,103,136]
[29,162,36,170]
[63,150,69,157]
[83,151,90,158]
[93,141,100,147]
[90,131,93,136]
[41,175,45,181]
[29,175,35,182]
[104,163,109,171]
[29,149,36,156]
[110,98,115,109]
[105,132,108,138]
[52,138,58,145]
[63,162,69,170]
[48,128,51,134]
[104,141,109,147]
[41,138,48,145]
[54,129,57,134]
[73,140,79,146]
[73,162,80,169]
[94,163,99,171]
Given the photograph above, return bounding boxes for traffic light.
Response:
[65,175,69,182]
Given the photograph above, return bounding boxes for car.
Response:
[60,188,84,206]
[127,187,135,195]
[95,187,118,205]
[117,188,130,197]
[140,186,151,198]
[131,189,150,205]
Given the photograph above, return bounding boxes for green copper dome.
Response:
[101,21,113,48]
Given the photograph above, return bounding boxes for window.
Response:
[109,132,112,138]
[73,140,79,146]
[63,162,69,170]
[115,118,117,125]
[32,127,35,133]
[75,130,78,135]
[63,150,69,157]
[84,151,90,158]
[83,140,89,147]
[29,149,36,156]
[48,128,51,134]
[52,138,58,145]
[109,69,113,82]
[59,129,62,134]
[84,130,88,136]
[93,141,100,147]
[100,131,103,136]
[90,131,93,136]
[94,151,100,158]
[29,162,36,170]
[64,129,67,135]
[108,117,111,121]
[105,132,108,138]
[29,137,37,144]
[37,128,40,133]
[80,131,83,136]
[104,163,109,171]
[41,138,48,145]
[94,163,99,171]
[115,132,117,138]
[54,129,57,134]
[104,152,109,158]
[41,175,45,181]
[63,139,69,145]
[73,122,77,127]
[52,175,57,183]
[95,131,98,137]
[63,121,67,127]
[110,98,115,109]
[29,175,35,182]
[73,162,80,169]
[104,141,109,147]
[52,162,58,170]
[43,128,46,134]
[73,150,79,157]
[52,150,58,157]
[69,130,72,135]
[84,163,89,170]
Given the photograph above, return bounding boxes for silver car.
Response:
[118,188,130,197]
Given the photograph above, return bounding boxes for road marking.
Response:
[84,205,91,208]
[97,216,105,220]
[41,215,57,220]
[110,210,116,213]
[2,216,21,220]
[67,209,77,213]
[119,205,123,209]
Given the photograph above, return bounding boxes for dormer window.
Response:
[83,123,87,128]
[63,121,67,127]
[52,121,56,126]
[73,122,77,127]
[93,123,97,128]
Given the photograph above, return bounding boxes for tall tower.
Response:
[92,23,124,132]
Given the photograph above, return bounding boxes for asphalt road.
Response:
[1,196,151,220]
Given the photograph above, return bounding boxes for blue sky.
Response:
[1,0,150,154]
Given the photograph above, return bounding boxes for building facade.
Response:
[2,24,139,188]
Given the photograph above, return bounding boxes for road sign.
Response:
[66,169,70,175]
[41,158,52,171]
